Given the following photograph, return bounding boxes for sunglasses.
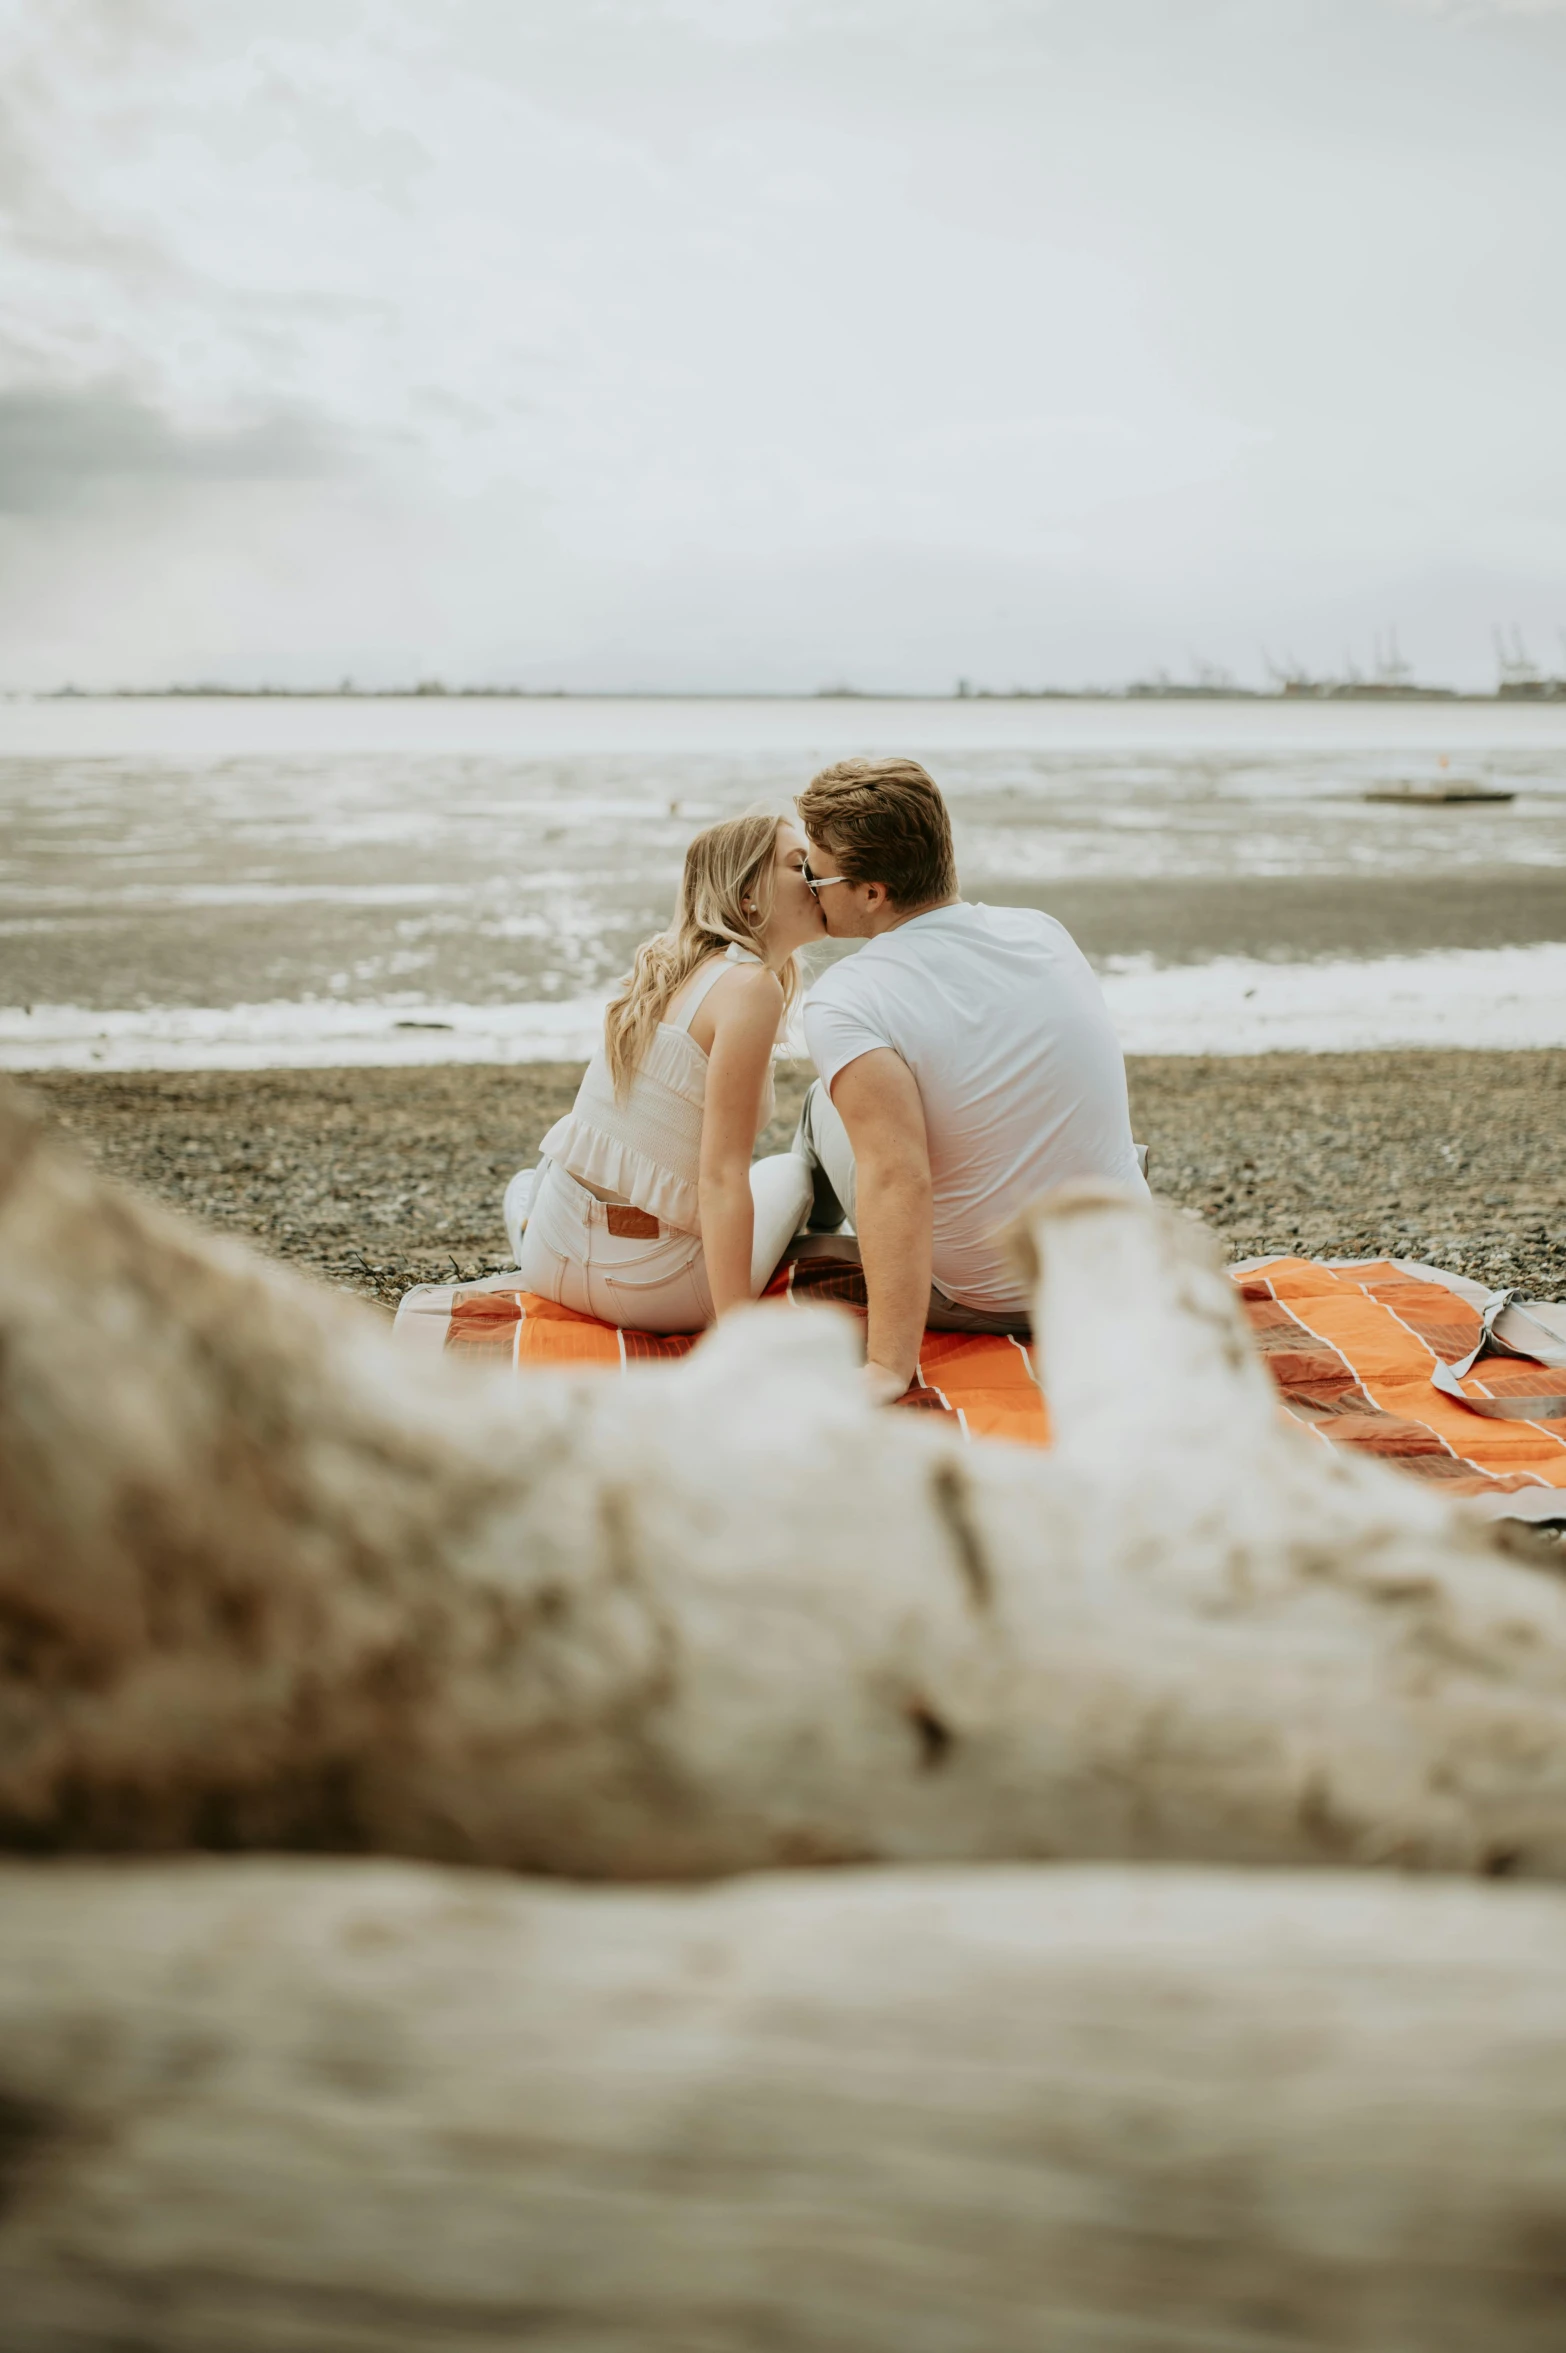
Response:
[802,863,849,896]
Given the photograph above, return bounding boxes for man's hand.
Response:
[862,1359,912,1406]
[829,1048,933,1393]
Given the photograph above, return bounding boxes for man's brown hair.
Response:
[797,757,957,909]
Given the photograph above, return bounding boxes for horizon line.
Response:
[11,683,1566,706]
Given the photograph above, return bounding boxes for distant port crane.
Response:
[1262,629,1446,699]
[1494,626,1566,700]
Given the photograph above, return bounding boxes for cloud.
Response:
[1401,0,1566,14]
[0,0,1562,687]
[0,384,352,515]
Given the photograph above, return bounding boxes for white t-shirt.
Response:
[802,902,1147,1312]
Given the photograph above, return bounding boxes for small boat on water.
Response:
[1363,779,1515,805]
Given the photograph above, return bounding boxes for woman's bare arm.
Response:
[698,966,784,1318]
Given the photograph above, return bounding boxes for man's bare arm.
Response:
[829,1048,932,1399]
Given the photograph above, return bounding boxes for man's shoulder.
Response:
[956,900,1095,972]
[803,903,1080,1016]
[804,947,882,1010]
[800,948,904,1067]
[960,899,1072,943]
[874,900,1079,966]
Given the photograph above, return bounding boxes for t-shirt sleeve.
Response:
[802,977,893,1094]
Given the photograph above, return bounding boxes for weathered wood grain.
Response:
[2,1858,1565,2352]
[4,1077,1566,1881]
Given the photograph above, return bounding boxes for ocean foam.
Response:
[1098,942,1566,1056]
[4,942,1564,1070]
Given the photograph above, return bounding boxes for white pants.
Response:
[514,1154,813,1335]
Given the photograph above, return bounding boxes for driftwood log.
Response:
[3,1077,1566,1880]
[6,1081,1566,2342]
[2,1857,1566,2351]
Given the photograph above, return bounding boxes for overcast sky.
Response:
[1,0,1563,692]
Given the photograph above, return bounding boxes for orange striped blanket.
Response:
[394,1245,1566,1524]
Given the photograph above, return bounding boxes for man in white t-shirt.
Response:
[794,756,1148,1403]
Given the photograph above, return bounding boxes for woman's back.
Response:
[511,809,820,1332]
[540,950,770,1234]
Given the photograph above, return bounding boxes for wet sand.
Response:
[8,871,1563,1013]
[988,870,1566,965]
[27,1050,1566,1311]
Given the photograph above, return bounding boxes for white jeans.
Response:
[514,1154,813,1335]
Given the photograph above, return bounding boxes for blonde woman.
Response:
[508,812,825,1333]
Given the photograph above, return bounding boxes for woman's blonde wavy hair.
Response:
[603,812,802,1099]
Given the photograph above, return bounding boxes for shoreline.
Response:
[10,890,1566,1074]
[24,1050,1565,1313]
[10,686,1563,705]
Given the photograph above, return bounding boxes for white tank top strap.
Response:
[668,944,762,1033]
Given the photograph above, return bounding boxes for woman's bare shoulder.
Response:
[715,959,783,1007]
[707,960,784,1041]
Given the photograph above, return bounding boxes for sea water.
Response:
[2,694,1563,1067]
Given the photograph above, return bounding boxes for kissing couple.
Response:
[506,757,1147,1403]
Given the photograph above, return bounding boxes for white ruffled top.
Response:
[539,946,775,1234]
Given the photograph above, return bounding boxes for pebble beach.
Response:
[28,1047,1566,1314]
